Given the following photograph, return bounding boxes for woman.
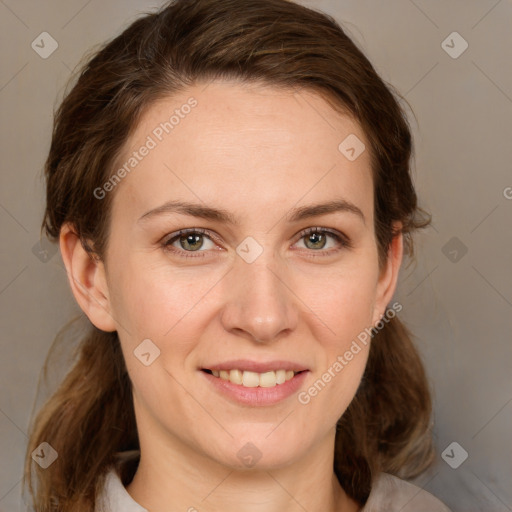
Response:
[24,0,451,510]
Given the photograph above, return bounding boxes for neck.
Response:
[126,431,360,512]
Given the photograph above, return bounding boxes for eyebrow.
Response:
[138,199,365,225]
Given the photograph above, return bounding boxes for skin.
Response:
[60,80,403,512]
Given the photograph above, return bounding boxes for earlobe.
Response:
[372,223,404,326]
[59,223,117,332]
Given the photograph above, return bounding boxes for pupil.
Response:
[306,232,326,249]
[181,233,202,251]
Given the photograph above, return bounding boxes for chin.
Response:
[204,426,307,471]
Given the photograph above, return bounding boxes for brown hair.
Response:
[25,0,434,509]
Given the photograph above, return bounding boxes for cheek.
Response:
[108,254,222,341]
[291,258,378,418]
[295,272,374,428]
[299,259,380,344]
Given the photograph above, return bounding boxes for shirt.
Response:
[95,451,451,512]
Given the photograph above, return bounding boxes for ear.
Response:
[59,223,117,332]
[371,222,404,326]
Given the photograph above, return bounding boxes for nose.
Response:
[220,253,299,344]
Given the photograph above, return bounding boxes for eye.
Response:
[162,228,218,257]
[161,226,351,260]
[293,227,351,254]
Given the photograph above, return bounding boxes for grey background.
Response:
[1,0,511,510]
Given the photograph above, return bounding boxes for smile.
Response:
[203,369,301,388]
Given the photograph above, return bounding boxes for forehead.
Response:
[110,79,374,225]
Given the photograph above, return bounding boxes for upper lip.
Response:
[202,360,309,373]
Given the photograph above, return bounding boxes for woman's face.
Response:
[89,80,401,470]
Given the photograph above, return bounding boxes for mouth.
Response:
[202,368,306,388]
[200,361,310,406]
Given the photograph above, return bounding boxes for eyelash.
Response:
[161,227,352,259]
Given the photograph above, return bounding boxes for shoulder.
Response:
[361,473,451,512]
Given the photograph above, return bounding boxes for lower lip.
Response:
[201,370,309,406]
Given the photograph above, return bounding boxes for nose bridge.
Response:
[221,245,298,342]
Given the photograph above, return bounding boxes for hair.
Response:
[25,0,434,509]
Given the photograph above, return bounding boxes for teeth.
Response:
[242,371,260,387]
[212,369,298,388]
[259,371,277,388]
[229,369,243,385]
